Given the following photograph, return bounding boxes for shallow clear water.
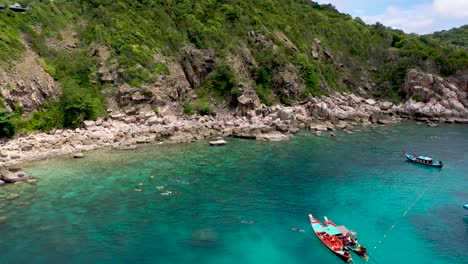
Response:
[1,123,467,264]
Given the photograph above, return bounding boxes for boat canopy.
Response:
[335,225,351,235]
[417,156,432,161]
[314,224,343,236]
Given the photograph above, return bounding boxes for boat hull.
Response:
[309,214,352,263]
[464,204,468,210]
[324,217,368,259]
[405,154,443,168]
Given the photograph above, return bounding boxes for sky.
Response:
[315,0,468,34]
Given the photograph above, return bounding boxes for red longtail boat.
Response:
[308,214,352,263]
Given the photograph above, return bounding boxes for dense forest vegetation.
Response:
[427,25,468,49]
[0,0,467,138]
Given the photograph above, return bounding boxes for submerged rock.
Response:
[256,132,290,142]
[6,193,19,200]
[115,145,138,150]
[0,168,20,183]
[188,228,219,247]
[26,178,38,184]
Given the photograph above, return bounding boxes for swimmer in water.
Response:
[292,227,305,232]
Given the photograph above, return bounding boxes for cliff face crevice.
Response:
[272,63,305,99]
[180,46,216,89]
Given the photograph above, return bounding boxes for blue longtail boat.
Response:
[405,152,443,168]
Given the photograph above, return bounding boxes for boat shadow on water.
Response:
[404,160,443,170]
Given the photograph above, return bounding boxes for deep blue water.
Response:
[1,123,467,264]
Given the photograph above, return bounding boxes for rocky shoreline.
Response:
[3,92,393,167]
[1,87,468,187]
[0,94,466,168]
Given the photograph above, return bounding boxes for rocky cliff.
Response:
[395,69,468,121]
[0,40,58,113]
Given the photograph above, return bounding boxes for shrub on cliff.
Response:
[17,102,63,132]
[183,102,195,115]
[60,79,105,128]
[412,93,424,103]
[0,110,17,138]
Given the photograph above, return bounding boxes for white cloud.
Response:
[362,4,437,34]
[433,0,468,18]
[315,0,468,34]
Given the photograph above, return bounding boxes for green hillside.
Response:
[0,0,467,138]
[427,25,468,48]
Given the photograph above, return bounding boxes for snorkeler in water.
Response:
[292,227,305,232]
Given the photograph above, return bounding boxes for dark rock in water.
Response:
[16,171,27,178]
[454,119,468,124]
[415,117,428,122]
[73,153,84,158]
[232,133,256,139]
[188,228,219,247]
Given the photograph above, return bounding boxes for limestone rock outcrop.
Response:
[395,69,468,121]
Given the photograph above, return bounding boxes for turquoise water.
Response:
[1,123,468,264]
